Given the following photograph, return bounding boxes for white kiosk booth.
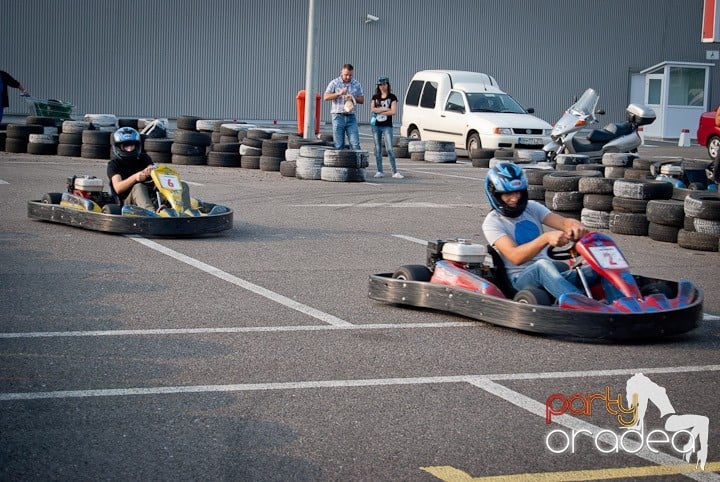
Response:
[640,61,713,140]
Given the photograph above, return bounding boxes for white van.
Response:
[401,70,552,151]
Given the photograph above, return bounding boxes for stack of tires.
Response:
[172,116,210,166]
[514,149,547,164]
[57,120,89,157]
[295,145,330,180]
[524,167,553,202]
[679,192,720,252]
[407,140,425,161]
[5,124,43,153]
[623,157,653,180]
[392,136,410,159]
[555,154,587,171]
[469,148,494,168]
[579,177,616,229]
[543,171,602,220]
[259,138,287,172]
[25,116,58,156]
[239,129,270,169]
[206,123,244,168]
[236,126,259,168]
[27,133,57,155]
[424,140,456,163]
[488,148,514,168]
[645,199,685,243]
[81,129,112,160]
[601,152,634,179]
[143,138,173,164]
[609,179,673,237]
[321,149,367,182]
[281,138,325,178]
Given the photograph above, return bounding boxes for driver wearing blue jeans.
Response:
[481,162,597,299]
[324,63,364,150]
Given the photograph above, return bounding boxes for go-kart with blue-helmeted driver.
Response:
[368,232,702,341]
[28,164,233,236]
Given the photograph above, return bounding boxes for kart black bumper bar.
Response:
[368,274,702,341]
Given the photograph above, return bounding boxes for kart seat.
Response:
[487,245,518,298]
[108,180,122,206]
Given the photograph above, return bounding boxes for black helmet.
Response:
[484,161,529,218]
[112,127,142,160]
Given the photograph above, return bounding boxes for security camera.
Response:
[365,14,380,23]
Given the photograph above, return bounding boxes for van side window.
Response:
[405,80,424,106]
[445,91,466,113]
[420,82,437,109]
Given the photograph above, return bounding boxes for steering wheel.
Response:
[546,240,577,261]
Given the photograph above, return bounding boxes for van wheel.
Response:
[467,133,481,151]
[408,127,421,140]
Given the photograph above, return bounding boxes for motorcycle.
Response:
[543,88,656,161]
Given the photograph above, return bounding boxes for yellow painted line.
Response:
[421,462,720,481]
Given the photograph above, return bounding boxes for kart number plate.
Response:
[518,137,544,145]
[588,246,629,270]
[158,174,181,190]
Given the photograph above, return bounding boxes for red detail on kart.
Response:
[431,260,506,298]
[558,232,696,313]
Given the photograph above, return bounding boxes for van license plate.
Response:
[518,137,543,145]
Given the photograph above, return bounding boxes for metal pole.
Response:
[303,0,316,139]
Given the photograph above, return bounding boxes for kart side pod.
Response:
[426,239,505,297]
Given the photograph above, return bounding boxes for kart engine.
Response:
[66,175,106,204]
[426,239,494,275]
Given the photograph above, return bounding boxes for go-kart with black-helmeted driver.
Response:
[28,164,233,236]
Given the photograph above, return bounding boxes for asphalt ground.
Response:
[1,131,719,481]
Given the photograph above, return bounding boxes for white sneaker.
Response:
[392,172,404,179]
[373,172,384,178]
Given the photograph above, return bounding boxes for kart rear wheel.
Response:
[41,192,62,204]
[513,288,552,306]
[392,265,431,282]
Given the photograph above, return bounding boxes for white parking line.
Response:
[129,236,352,327]
[392,234,428,245]
[2,364,718,401]
[0,321,480,339]
[0,179,8,184]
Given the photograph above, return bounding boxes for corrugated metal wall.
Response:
[2,0,714,127]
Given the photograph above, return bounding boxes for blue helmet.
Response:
[112,127,142,160]
[484,161,529,217]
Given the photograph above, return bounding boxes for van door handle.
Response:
[440,114,446,118]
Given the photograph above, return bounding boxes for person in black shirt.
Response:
[1,70,28,123]
[370,76,403,179]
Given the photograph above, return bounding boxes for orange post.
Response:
[296,90,321,135]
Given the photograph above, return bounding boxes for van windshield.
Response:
[466,93,526,114]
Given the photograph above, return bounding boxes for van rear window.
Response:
[420,82,437,109]
[405,80,424,106]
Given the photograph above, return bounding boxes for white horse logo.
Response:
[625,373,709,470]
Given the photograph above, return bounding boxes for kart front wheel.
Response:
[392,265,431,282]
[102,204,122,215]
